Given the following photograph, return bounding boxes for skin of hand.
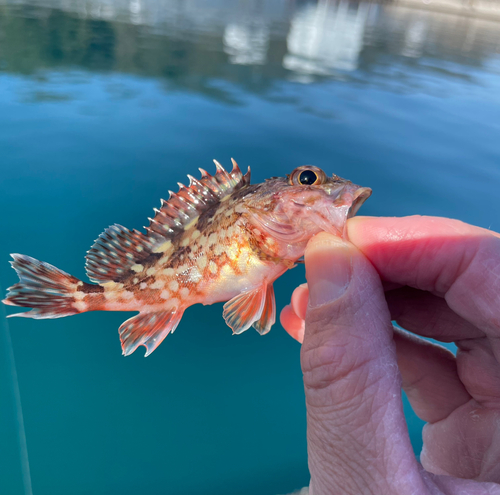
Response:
[280,216,500,495]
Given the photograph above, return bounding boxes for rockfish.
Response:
[3,160,371,356]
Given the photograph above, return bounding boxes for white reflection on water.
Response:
[129,0,143,24]
[401,18,428,57]
[284,0,370,78]
[223,22,270,65]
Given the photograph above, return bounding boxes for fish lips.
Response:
[347,186,372,219]
[305,185,372,238]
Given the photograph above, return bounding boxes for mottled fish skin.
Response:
[3,160,371,356]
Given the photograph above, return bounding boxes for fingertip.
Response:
[346,215,487,250]
[345,215,369,235]
[291,284,309,321]
[305,233,354,308]
[305,231,346,253]
[280,304,305,343]
[346,215,395,246]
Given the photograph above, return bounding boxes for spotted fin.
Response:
[3,254,84,319]
[146,158,250,240]
[223,284,267,335]
[119,308,184,357]
[85,224,156,284]
[252,284,276,335]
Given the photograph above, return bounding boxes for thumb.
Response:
[302,233,423,495]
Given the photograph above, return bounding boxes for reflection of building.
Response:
[223,22,270,65]
[283,0,370,78]
[401,18,428,57]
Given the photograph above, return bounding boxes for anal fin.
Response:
[252,284,275,335]
[119,308,183,357]
[223,284,267,335]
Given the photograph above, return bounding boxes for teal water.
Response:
[1,1,500,494]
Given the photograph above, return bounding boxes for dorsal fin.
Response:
[85,159,250,284]
[85,224,156,283]
[145,158,250,239]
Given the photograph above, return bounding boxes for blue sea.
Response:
[1,1,499,493]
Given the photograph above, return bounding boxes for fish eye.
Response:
[298,169,318,185]
[289,166,326,186]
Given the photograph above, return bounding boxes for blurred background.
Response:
[0,0,499,493]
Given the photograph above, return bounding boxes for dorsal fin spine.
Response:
[176,209,190,222]
[167,191,190,213]
[151,212,176,231]
[214,159,233,185]
[146,158,250,242]
[174,193,195,211]
[187,174,212,195]
[180,187,204,206]
[213,159,225,174]
[228,158,240,180]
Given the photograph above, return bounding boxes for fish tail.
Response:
[2,254,98,319]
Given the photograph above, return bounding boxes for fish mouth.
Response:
[347,187,372,219]
[308,185,372,238]
[309,183,372,239]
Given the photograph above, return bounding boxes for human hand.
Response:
[280,216,500,495]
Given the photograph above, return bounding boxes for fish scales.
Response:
[95,198,273,310]
[3,159,371,356]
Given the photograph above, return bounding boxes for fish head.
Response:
[245,165,371,259]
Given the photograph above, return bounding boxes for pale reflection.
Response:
[223,22,270,65]
[283,0,370,77]
[401,19,428,58]
[129,0,143,25]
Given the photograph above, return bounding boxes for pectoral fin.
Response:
[223,285,267,335]
[119,308,183,357]
[252,284,275,335]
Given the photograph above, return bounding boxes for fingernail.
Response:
[305,234,352,308]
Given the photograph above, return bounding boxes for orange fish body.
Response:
[3,160,371,356]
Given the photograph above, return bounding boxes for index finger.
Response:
[347,216,500,338]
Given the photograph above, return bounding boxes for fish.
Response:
[2,160,371,356]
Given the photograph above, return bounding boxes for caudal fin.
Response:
[3,254,85,319]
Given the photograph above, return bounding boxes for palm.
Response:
[424,398,500,481]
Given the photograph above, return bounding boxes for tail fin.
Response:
[3,254,85,319]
